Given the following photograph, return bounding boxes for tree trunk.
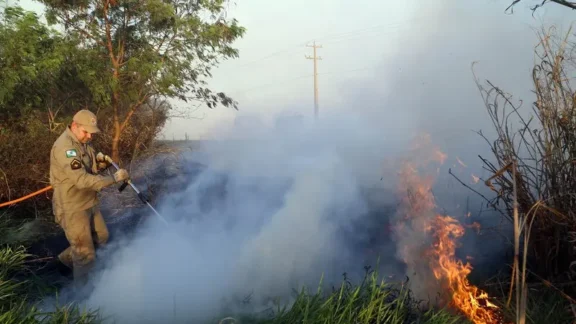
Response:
[111,131,120,164]
[111,99,122,164]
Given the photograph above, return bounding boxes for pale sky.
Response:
[12,0,576,140]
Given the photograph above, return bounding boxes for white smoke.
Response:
[39,113,413,324]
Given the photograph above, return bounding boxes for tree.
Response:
[506,0,576,13]
[38,0,246,162]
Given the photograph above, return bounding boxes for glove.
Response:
[96,152,111,170]
[97,161,108,170]
[113,169,130,183]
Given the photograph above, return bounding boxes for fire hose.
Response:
[0,154,168,225]
[0,186,53,208]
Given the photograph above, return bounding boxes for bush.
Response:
[0,112,61,215]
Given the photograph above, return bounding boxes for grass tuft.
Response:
[0,215,100,323]
[233,270,468,324]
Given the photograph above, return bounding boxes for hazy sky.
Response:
[13,0,576,140]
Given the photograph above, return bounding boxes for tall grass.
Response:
[474,25,576,278]
[465,24,576,324]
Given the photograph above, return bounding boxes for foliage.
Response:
[0,4,81,124]
[37,0,246,161]
[0,5,62,119]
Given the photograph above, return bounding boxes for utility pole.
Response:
[306,41,322,120]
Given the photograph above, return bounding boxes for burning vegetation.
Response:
[395,134,507,324]
[427,215,506,324]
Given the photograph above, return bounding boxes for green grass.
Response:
[0,210,100,323]
[227,270,468,324]
[0,245,102,323]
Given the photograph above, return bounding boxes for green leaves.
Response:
[37,0,245,113]
[0,5,67,119]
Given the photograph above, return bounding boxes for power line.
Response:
[234,66,376,94]
[310,22,405,43]
[305,13,428,43]
[318,25,415,45]
[231,47,302,69]
[235,74,314,93]
[226,16,425,70]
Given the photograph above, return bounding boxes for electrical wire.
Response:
[235,66,376,94]
[227,15,426,70]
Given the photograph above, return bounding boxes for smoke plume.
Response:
[38,113,424,323]
[38,108,507,324]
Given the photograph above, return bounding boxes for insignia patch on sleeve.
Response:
[66,149,78,158]
[70,158,82,170]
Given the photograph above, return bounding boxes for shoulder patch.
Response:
[66,149,78,158]
[70,158,82,170]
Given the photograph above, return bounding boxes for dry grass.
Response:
[461,25,576,323]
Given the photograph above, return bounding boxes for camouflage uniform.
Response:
[49,110,118,282]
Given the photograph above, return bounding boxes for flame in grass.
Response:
[426,215,506,324]
[396,134,506,324]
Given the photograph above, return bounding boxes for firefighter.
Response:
[48,109,129,284]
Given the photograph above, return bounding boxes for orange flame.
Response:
[426,215,504,324]
[396,134,506,324]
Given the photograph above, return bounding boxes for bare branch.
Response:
[507,0,576,13]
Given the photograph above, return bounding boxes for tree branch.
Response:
[550,0,576,9]
[507,0,576,13]
[102,0,118,69]
[120,91,151,132]
[59,11,106,48]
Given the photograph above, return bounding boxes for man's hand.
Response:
[96,152,111,170]
[113,169,129,183]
